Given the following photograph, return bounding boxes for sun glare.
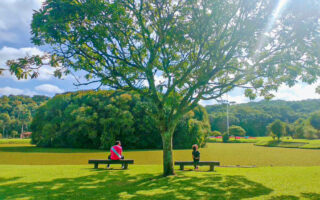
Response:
[254,0,290,57]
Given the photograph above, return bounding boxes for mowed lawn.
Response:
[1,141,320,199]
[1,143,320,166]
[0,165,320,200]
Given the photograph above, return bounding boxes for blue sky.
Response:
[0,0,319,105]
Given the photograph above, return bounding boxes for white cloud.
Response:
[0,46,55,81]
[35,84,64,94]
[273,81,320,101]
[199,81,320,106]
[199,94,251,106]
[0,0,43,44]
[0,86,38,96]
[0,46,44,61]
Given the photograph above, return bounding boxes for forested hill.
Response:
[206,99,320,136]
[0,95,49,138]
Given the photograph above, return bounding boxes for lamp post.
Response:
[217,99,236,135]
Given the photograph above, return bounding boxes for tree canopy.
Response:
[31,90,210,149]
[228,125,246,139]
[5,0,320,176]
[268,119,286,141]
[0,95,49,138]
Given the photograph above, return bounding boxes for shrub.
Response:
[11,131,18,138]
[210,130,222,137]
[222,133,229,143]
[303,126,318,140]
[228,125,246,139]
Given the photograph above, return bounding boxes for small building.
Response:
[20,132,32,139]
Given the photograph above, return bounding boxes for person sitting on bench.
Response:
[192,144,200,170]
[107,140,124,168]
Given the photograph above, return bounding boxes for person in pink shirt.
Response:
[107,141,124,168]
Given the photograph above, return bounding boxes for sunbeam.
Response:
[254,0,291,57]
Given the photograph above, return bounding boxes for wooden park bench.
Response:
[175,161,220,171]
[88,159,134,169]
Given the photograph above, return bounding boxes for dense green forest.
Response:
[1,93,320,144]
[206,99,320,137]
[31,90,210,149]
[0,95,49,138]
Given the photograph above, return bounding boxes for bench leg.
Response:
[209,165,214,171]
[180,164,184,170]
[123,164,128,169]
[94,163,98,169]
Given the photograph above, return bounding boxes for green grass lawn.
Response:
[255,137,320,149]
[1,143,320,166]
[0,138,31,144]
[208,136,320,149]
[207,137,259,143]
[1,142,320,199]
[0,165,319,200]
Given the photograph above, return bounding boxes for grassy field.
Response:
[0,139,31,144]
[0,165,319,200]
[1,143,320,166]
[207,137,259,143]
[255,137,320,149]
[1,141,320,199]
[208,136,320,149]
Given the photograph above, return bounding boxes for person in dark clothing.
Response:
[192,144,200,170]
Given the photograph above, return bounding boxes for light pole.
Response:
[217,99,236,135]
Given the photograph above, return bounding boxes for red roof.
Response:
[22,132,32,136]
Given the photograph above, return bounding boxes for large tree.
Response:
[268,119,286,141]
[3,0,320,176]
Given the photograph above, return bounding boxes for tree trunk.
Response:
[21,123,24,136]
[161,131,175,176]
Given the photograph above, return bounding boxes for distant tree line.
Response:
[31,90,210,149]
[2,93,319,144]
[0,95,49,138]
[206,99,320,138]
[267,111,320,140]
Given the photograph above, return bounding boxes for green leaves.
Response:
[310,112,320,131]
[5,0,320,109]
[30,90,209,149]
[268,119,286,141]
[244,89,257,100]
[228,125,246,137]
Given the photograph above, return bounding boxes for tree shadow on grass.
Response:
[301,193,320,200]
[269,193,320,200]
[0,177,22,184]
[269,195,300,200]
[0,168,273,200]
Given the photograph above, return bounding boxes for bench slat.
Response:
[175,161,220,171]
[174,161,220,166]
[88,160,134,164]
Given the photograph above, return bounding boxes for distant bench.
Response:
[175,161,220,171]
[88,159,134,169]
